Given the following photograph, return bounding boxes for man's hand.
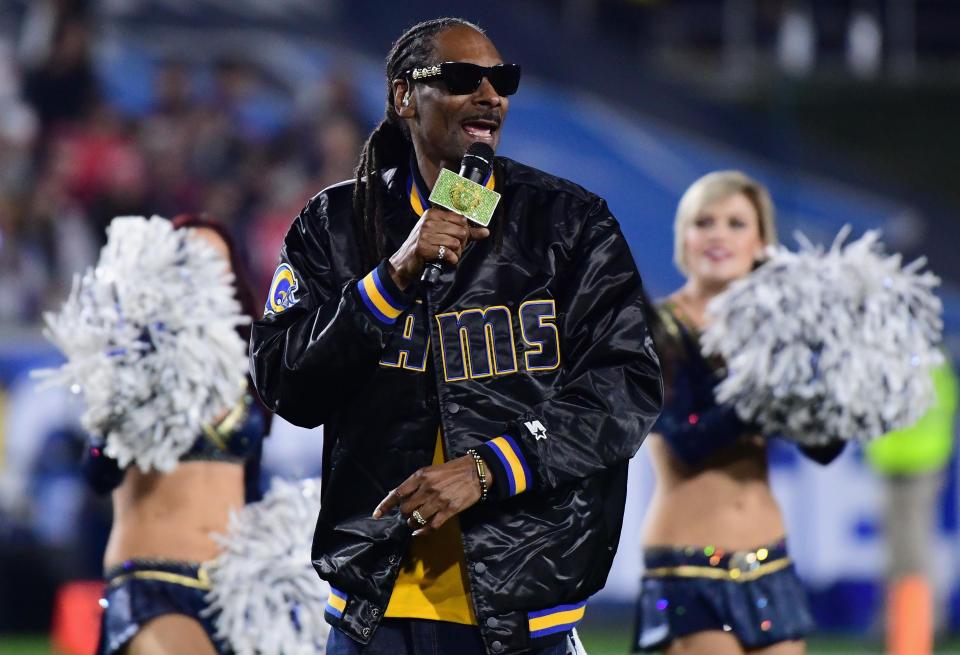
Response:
[372,455,495,536]
[388,208,490,290]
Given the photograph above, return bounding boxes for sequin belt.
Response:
[104,557,212,590]
[643,538,790,583]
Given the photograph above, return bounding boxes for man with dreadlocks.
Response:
[251,17,662,655]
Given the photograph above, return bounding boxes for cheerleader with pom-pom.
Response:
[634,172,845,655]
[693,189,943,655]
[41,215,271,655]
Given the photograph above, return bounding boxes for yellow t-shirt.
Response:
[385,432,477,624]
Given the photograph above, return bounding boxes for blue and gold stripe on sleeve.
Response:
[528,600,587,639]
[326,587,348,619]
[485,435,532,496]
[357,266,408,324]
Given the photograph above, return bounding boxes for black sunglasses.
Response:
[404,62,522,97]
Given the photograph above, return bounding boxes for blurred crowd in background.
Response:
[2,0,960,643]
[0,0,368,330]
[0,0,365,629]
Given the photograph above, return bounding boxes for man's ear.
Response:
[394,79,414,118]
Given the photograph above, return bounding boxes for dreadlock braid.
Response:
[352,17,483,269]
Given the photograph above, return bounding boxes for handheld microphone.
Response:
[421,142,495,285]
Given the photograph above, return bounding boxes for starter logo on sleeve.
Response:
[525,420,548,441]
[265,263,301,315]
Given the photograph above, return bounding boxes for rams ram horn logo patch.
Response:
[265,263,301,315]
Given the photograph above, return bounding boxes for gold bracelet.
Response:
[466,449,488,502]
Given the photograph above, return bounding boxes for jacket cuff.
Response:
[355,260,415,325]
[475,435,533,499]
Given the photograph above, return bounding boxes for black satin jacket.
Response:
[250,157,662,654]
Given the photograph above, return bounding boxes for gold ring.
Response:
[412,509,427,526]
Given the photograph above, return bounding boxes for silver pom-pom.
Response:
[205,477,329,655]
[38,216,249,471]
[701,227,943,445]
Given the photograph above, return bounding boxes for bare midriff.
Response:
[104,460,245,569]
[642,433,785,551]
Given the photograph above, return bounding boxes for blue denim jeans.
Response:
[326,619,571,655]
